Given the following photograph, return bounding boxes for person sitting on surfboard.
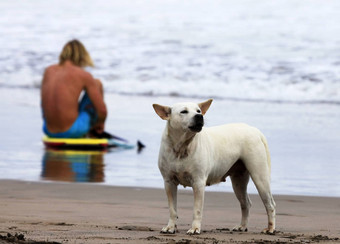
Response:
[41,39,107,138]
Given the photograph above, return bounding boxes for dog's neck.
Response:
[166,125,196,159]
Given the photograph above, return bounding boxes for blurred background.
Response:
[0,0,339,197]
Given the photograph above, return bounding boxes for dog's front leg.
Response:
[161,181,178,234]
[187,183,205,235]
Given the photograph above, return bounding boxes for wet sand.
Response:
[0,180,339,243]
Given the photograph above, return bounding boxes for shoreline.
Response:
[1,88,340,197]
[0,180,339,243]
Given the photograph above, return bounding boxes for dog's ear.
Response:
[153,104,171,120]
[199,99,213,115]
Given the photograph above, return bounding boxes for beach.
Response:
[1,0,340,243]
[0,180,339,244]
[0,88,340,243]
[0,89,339,244]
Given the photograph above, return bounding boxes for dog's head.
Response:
[153,99,213,133]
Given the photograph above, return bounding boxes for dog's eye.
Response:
[180,110,188,114]
[197,110,201,113]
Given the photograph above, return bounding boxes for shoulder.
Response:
[63,62,93,81]
[44,64,58,74]
[79,69,94,83]
[72,68,96,88]
[42,64,58,81]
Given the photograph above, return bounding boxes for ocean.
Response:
[0,0,339,197]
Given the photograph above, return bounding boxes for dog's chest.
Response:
[161,159,197,187]
[171,168,194,187]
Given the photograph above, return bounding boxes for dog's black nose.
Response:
[194,114,203,124]
[189,114,204,132]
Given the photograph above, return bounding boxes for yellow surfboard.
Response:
[43,136,110,150]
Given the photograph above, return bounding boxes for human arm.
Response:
[83,74,107,133]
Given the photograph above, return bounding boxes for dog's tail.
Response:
[260,133,271,174]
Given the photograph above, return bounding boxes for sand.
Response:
[0,180,339,244]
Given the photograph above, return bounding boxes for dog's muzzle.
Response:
[189,114,204,132]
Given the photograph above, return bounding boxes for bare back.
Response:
[41,61,106,133]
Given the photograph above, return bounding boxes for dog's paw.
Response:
[186,227,200,235]
[232,225,248,232]
[261,228,276,235]
[160,225,177,234]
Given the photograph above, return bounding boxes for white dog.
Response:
[153,99,276,235]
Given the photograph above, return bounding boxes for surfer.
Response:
[41,39,107,138]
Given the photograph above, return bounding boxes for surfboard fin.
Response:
[137,140,145,153]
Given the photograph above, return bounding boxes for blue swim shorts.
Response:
[43,111,91,138]
[43,92,97,138]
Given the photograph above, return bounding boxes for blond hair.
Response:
[59,40,94,67]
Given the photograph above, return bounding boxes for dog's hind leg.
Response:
[229,161,252,232]
[251,173,276,234]
[246,158,276,234]
[242,138,276,234]
[161,181,178,234]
